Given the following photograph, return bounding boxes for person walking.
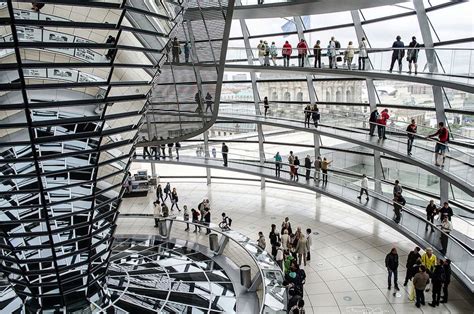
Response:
[344,41,355,70]
[257,231,266,250]
[313,156,321,182]
[175,142,181,160]
[282,40,292,67]
[156,184,164,204]
[295,233,308,266]
[184,42,190,63]
[413,265,430,308]
[427,122,449,167]
[163,182,172,202]
[429,259,445,307]
[357,174,369,201]
[297,39,308,67]
[313,40,321,68]
[304,104,311,127]
[221,142,229,167]
[274,152,282,177]
[406,119,417,155]
[393,180,402,197]
[385,248,400,290]
[327,37,337,69]
[293,156,300,181]
[425,200,437,231]
[439,216,452,254]
[321,157,332,185]
[404,246,421,286]
[377,109,390,140]
[263,96,269,117]
[311,106,320,128]
[306,228,312,261]
[407,36,420,74]
[205,92,213,113]
[441,259,451,303]
[369,109,379,136]
[269,224,280,259]
[389,35,405,73]
[393,192,405,223]
[304,155,312,181]
[270,41,278,66]
[288,151,295,181]
[358,37,368,70]
[171,37,181,64]
[170,187,181,212]
[257,40,265,65]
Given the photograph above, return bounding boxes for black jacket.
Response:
[369,110,379,122]
[443,264,451,284]
[439,206,453,220]
[222,145,229,153]
[304,157,311,168]
[406,251,421,268]
[431,265,445,283]
[385,252,399,270]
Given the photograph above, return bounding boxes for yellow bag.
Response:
[409,282,415,301]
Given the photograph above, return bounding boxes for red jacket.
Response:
[377,111,390,125]
[297,41,308,55]
[282,43,292,56]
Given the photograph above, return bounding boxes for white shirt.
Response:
[361,177,369,189]
[441,220,452,233]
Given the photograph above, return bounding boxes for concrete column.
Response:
[413,0,449,204]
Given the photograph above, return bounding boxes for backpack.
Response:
[227,217,232,227]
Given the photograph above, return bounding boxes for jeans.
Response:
[298,54,305,67]
[258,56,264,65]
[358,57,366,70]
[222,153,228,166]
[442,282,449,302]
[415,289,425,306]
[432,282,442,305]
[389,55,402,72]
[369,122,376,135]
[275,163,281,177]
[426,214,434,231]
[283,55,290,67]
[314,170,320,181]
[314,55,321,68]
[322,169,328,184]
[377,125,386,139]
[305,115,311,127]
[305,169,311,181]
[407,136,414,154]
[440,232,449,253]
[387,268,398,288]
[172,53,179,63]
[359,188,369,198]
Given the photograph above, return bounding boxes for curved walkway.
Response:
[144,110,474,196]
[174,63,474,94]
[135,155,474,292]
[184,0,406,20]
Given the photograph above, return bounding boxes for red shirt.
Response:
[377,111,390,125]
[433,127,449,143]
[283,43,292,56]
[297,42,308,55]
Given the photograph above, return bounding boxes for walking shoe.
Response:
[357,196,361,199]
[395,286,400,291]
[428,303,437,307]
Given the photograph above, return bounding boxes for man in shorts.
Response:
[428,122,449,167]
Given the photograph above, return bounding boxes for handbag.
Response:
[336,56,342,62]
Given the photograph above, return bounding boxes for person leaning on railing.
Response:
[427,122,449,167]
[406,119,417,156]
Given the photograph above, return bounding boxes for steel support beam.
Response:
[352,10,384,193]
[413,0,449,204]
[239,14,266,189]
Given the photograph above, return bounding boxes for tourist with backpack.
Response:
[407,36,420,74]
[257,40,265,65]
[311,106,320,127]
[263,41,270,66]
[389,35,405,73]
[269,41,278,66]
[313,40,321,68]
[327,37,337,69]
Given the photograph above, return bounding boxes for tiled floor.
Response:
[117,179,473,314]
